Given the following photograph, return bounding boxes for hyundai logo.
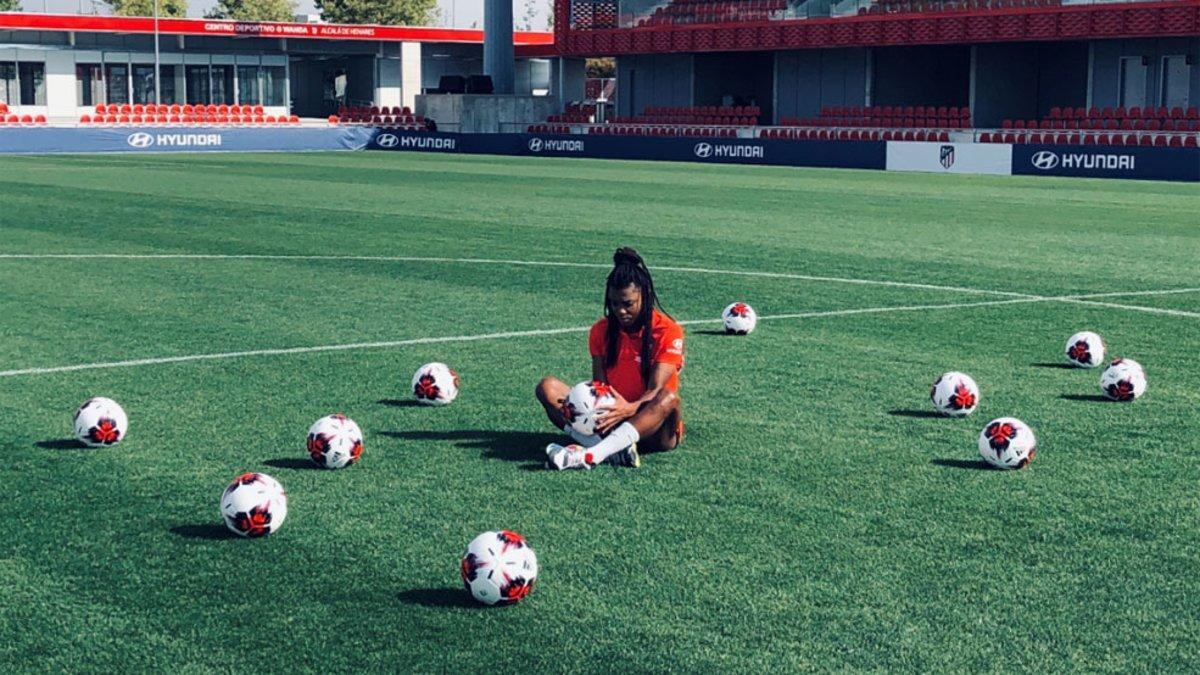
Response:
[126,132,154,148]
[1031,151,1060,170]
[376,133,399,148]
[528,138,543,152]
[694,142,713,158]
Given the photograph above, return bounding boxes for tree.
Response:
[314,0,436,26]
[206,0,297,21]
[0,0,20,12]
[587,57,615,79]
[520,0,537,31]
[106,0,188,17]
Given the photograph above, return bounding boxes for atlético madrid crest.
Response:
[939,145,955,169]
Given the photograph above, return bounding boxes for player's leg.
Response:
[548,390,681,470]
[639,400,684,453]
[534,376,572,428]
[536,377,602,449]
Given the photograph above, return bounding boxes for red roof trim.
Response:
[0,11,554,45]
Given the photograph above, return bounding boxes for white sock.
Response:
[562,424,601,448]
[584,422,640,466]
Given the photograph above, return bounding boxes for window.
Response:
[1161,55,1190,109]
[0,62,15,105]
[186,65,210,104]
[1118,56,1147,109]
[76,63,103,107]
[159,65,177,105]
[211,64,234,105]
[18,62,46,105]
[263,65,286,106]
[105,63,129,104]
[132,64,156,104]
[237,65,261,105]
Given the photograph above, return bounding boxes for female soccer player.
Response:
[535,247,685,470]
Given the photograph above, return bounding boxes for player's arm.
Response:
[591,355,607,383]
[595,361,675,434]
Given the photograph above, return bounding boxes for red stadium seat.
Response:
[1186,136,1198,148]
[289,115,300,124]
[79,114,92,124]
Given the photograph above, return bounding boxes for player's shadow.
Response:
[378,399,424,408]
[262,457,322,470]
[930,458,994,471]
[1059,394,1113,403]
[1031,362,1076,370]
[169,524,238,540]
[379,429,559,465]
[398,587,479,609]
[35,438,88,450]
[887,409,942,419]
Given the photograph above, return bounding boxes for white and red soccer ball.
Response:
[412,362,460,406]
[564,380,617,437]
[978,417,1037,469]
[1064,331,1106,368]
[461,530,538,606]
[307,414,364,469]
[1101,358,1147,402]
[722,302,757,335]
[930,372,980,417]
[220,472,288,538]
[73,397,128,448]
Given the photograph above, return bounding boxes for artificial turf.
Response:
[0,152,1197,671]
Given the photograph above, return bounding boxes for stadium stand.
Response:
[635,0,792,27]
[860,0,1063,15]
[75,104,302,126]
[983,106,1200,146]
[334,106,429,130]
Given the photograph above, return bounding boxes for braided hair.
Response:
[604,247,668,386]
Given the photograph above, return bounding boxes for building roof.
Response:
[0,11,556,53]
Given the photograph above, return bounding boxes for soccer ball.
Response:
[220,472,288,538]
[930,372,980,417]
[1100,358,1146,401]
[564,380,617,437]
[73,397,128,447]
[722,302,757,335]
[1065,331,1106,368]
[978,417,1037,470]
[412,362,460,406]
[307,414,364,469]
[461,530,538,606]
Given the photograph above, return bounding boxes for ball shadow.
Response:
[378,430,562,463]
[887,409,943,419]
[262,457,322,470]
[1031,362,1077,370]
[930,458,995,471]
[692,329,738,336]
[170,523,238,540]
[1059,394,1114,403]
[378,399,423,408]
[35,438,88,450]
[397,587,480,609]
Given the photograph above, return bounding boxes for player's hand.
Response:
[595,393,637,435]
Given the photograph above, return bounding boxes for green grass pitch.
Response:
[0,152,1198,671]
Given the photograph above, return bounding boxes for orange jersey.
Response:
[588,310,684,401]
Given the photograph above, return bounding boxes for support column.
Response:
[484,0,515,94]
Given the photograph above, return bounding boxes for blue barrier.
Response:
[368,129,887,171]
[1012,144,1200,182]
[0,126,374,154]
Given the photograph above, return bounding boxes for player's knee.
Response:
[652,389,679,412]
[535,377,555,402]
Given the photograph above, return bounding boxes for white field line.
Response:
[0,253,1035,298]
[0,296,1044,378]
[1057,298,1200,319]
